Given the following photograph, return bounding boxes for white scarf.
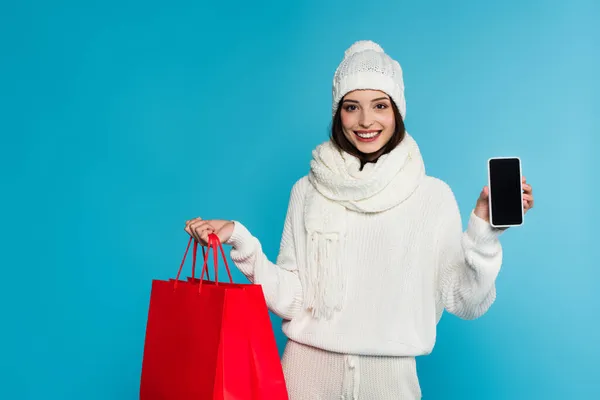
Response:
[304,132,426,319]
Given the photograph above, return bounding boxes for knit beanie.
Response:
[332,40,406,119]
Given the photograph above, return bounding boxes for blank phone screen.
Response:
[489,158,523,226]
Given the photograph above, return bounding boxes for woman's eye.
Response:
[375,103,388,109]
[344,105,357,111]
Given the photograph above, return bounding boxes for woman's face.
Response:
[340,89,396,155]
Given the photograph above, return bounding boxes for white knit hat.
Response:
[332,40,406,119]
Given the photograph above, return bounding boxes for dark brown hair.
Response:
[330,97,406,170]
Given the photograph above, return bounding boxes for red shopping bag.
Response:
[140,233,289,400]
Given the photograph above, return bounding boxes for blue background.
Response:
[1,0,598,398]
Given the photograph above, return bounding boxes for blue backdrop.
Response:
[1,1,598,399]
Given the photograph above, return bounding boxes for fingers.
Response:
[522,178,533,192]
[184,217,215,245]
[184,217,201,239]
[521,177,534,212]
[479,186,489,200]
[197,225,215,244]
[184,218,197,239]
[193,222,214,245]
[523,194,534,211]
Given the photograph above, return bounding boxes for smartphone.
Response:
[487,157,524,228]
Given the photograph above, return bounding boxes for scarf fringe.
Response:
[305,231,345,320]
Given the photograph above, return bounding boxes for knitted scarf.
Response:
[304,132,426,319]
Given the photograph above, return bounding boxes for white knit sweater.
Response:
[226,175,503,357]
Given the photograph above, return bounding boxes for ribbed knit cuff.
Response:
[466,211,504,243]
[225,221,254,254]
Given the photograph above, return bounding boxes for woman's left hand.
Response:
[474,176,534,223]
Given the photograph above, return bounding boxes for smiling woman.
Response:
[331,90,406,169]
[186,40,535,399]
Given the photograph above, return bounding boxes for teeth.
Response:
[356,131,380,138]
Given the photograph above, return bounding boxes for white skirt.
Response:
[281,340,422,400]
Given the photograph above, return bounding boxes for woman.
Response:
[185,40,534,399]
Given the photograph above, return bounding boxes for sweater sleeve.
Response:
[437,186,504,320]
[224,180,305,321]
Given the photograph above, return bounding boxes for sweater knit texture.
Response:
[225,144,503,357]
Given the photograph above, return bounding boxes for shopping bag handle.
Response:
[198,233,233,291]
[191,240,209,281]
[173,237,210,290]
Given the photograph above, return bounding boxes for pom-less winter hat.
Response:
[332,40,406,119]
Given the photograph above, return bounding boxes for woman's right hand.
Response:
[184,218,234,246]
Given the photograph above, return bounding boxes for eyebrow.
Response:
[342,97,390,103]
